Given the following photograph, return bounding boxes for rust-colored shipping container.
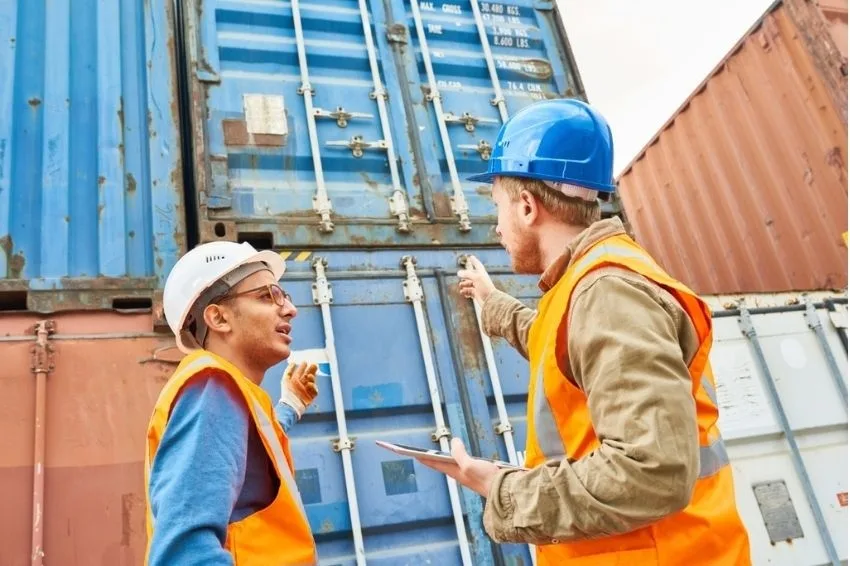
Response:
[617,0,848,296]
[0,312,181,566]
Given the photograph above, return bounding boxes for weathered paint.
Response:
[616,0,848,296]
[4,249,846,565]
[184,0,617,248]
[267,247,527,565]
[0,247,540,566]
[447,267,848,564]
[0,311,177,566]
[0,0,186,313]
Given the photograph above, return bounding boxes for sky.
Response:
[555,0,776,175]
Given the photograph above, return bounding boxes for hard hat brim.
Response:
[467,170,616,192]
[467,171,496,184]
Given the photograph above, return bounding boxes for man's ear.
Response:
[518,189,541,227]
[203,303,233,335]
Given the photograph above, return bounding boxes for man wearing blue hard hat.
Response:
[416,99,751,565]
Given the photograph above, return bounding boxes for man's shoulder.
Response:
[567,266,687,323]
[170,368,248,415]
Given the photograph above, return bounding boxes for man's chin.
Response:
[511,260,541,275]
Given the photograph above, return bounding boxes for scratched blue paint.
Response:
[352,383,404,410]
[390,0,586,221]
[185,0,600,248]
[0,0,184,287]
[256,247,540,565]
[307,501,354,534]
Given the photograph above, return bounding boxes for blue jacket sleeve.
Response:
[274,401,299,433]
[147,372,250,566]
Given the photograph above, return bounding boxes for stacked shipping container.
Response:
[1,0,847,565]
[616,0,848,296]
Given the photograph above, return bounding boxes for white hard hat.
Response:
[163,241,286,353]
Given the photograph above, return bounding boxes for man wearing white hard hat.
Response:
[143,241,319,566]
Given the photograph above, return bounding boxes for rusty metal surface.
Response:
[817,0,848,60]
[617,1,848,296]
[0,311,179,566]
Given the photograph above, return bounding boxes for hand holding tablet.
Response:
[376,440,528,471]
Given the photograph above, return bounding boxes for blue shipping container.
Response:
[260,246,539,566]
[183,0,614,248]
[261,246,850,565]
[0,0,186,312]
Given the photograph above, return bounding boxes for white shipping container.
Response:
[705,292,848,565]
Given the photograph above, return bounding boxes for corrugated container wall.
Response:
[3,270,847,565]
[616,0,848,296]
[0,311,182,566]
[0,0,186,313]
[181,0,619,248]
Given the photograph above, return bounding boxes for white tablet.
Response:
[375,440,529,470]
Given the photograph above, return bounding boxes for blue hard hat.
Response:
[467,98,616,193]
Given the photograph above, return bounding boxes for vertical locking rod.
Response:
[408,0,471,232]
[738,306,840,566]
[804,298,847,409]
[459,256,535,564]
[402,256,473,565]
[468,0,508,122]
[355,0,411,232]
[31,320,55,566]
[312,259,367,565]
[291,0,334,232]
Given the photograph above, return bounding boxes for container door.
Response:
[259,248,521,565]
[185,0,426,248]
[443,265,540,565]
[386,0,586,242]
[452,282,850,565]
[712,305,848,566]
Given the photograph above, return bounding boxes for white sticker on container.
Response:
[712,343,775,436]
[779,338,807,369]
[243,94,288,136]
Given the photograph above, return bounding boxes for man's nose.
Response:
[281,298,297,319]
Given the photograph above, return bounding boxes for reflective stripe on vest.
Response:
[248,396,309,522]
[533,365,730,479]
[146,353,309,524]
[525,233,751,565]
[532,238,731,480]
[570,243,663,280]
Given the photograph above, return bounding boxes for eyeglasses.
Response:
[216,283,292,307]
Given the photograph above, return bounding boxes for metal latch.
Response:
[443,111,499,132]
[332,437,355,452]
[386,23,408,44]
[401,256,424,302]
[326,136,388,158]
[311,257,334,305]
[431,426,451,442]
[458,140,492,160]
[388,191,411,233]
[313,106,373,128]
[495,422,514,435]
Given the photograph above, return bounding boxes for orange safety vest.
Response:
[143,350,317,566]
[525,233,751,566]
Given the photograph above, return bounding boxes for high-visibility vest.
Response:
[525,233,751,565]
[144,350,317,566]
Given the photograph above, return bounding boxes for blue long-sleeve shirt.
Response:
[147,371,300,566]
